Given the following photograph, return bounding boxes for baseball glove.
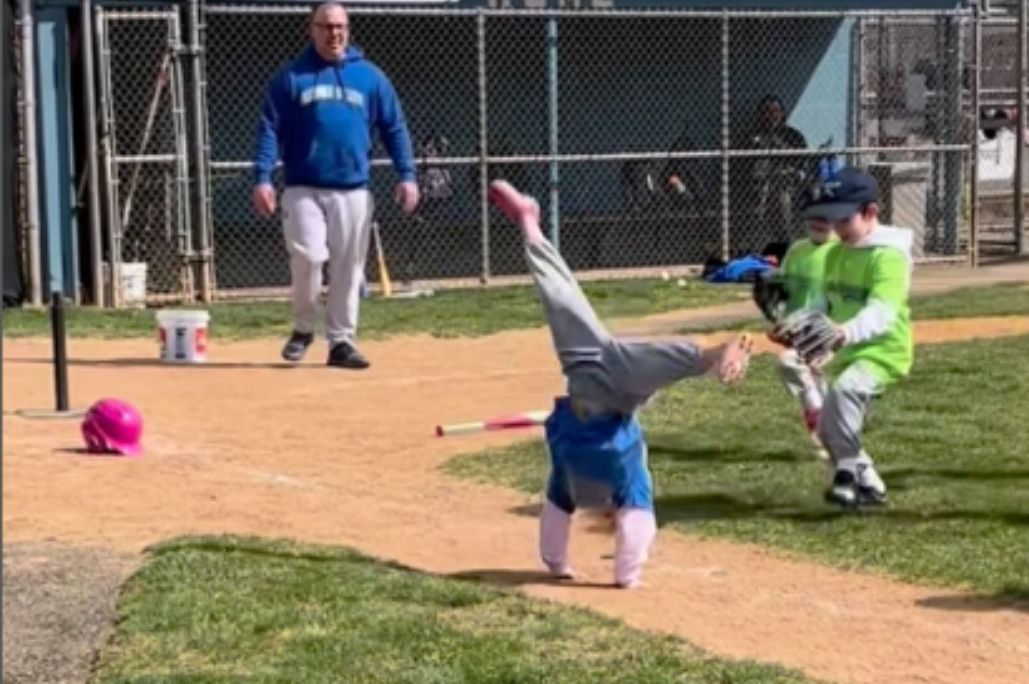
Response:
[775,309,842,367]
[752,271,790,324]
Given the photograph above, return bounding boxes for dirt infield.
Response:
[4,315,1029,684]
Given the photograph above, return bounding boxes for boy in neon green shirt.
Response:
[795,166,914,508]
[771,224,837,460]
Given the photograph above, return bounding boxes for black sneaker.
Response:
[281,331,314,362]
[824,469,887,509]
[327,341,370,369]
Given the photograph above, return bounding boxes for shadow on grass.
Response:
[143,535,625,594]
[648,441,806,465]
[141,535,417,572]
[886,466,1029,484]
[655,491,1029,526]
[916,593,1029,613]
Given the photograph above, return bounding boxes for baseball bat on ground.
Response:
[371,221,393,298]
[435,410,550,437]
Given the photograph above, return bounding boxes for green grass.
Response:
[90,536,817,684]
[675,281,1029,334]
[3,278,748,341]
[447,335,1029,600]
[908,281,1029,319]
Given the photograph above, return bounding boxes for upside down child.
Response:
[487,180,753,589]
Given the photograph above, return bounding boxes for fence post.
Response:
[1017,0,1027,255]
[943,14,963,255]
[477,10,489,284]
[18,0,42,306]
[81,0,104,306]
[187,0,213,301]
[720,10,730,263]
[850,18,863,149]
[168,13,195,303]
[547,15,559,252]
[94,7,122,308]
[971,8,981,268]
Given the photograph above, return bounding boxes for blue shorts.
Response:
[543,397,653,513]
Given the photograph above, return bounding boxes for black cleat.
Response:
[281,331,314,362]
[824,469,887,509]
[327,341,370,370]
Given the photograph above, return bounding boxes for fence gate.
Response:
[96,7,193,305]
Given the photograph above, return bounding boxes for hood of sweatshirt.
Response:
[852,224,914,268]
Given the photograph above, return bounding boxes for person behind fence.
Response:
[775,166,914,509]
[487,178,754,588]
[733,95,810,248]
[252,1,419,369]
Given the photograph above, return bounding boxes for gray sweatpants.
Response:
[817,361,886,473]
[529,236,697,587]
[525,239,708,415]
[282,186,374,345]
[777,349,827,414]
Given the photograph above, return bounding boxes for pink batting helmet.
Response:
[81,398,144,456]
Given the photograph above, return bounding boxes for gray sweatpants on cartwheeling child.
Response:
[525,237,710,586]
[525,238,710,416]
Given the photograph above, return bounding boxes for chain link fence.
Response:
[977,10,1027,257]
[854,15,974,257]
[96,8,193,304]
[87,4,983,304]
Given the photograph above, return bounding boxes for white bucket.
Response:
[120,263,148,308]
[156,309,210,363]
[104,262,148,308]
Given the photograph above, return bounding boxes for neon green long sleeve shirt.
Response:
[823,225,915,382]
[779,237,837,315]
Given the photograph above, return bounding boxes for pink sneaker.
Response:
[803,408,820,433]
[488,180,540,225]
[803,409,830,462]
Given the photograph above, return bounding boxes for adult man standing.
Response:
[253,2,419,368]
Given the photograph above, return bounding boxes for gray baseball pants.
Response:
[817,361,887,474]
[777,348,827,413]
[282,186,374,345]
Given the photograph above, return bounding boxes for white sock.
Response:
[614,508,657,588]
[540,500,574,577]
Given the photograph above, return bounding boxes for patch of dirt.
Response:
[3,316,1029,684]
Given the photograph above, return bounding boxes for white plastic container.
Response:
[120,263,148,308]
[156,310,210,363]
[104,262,148,308]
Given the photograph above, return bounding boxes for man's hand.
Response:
[253,184,277,218]
[395,181,420,215]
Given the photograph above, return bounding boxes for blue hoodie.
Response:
[253,45,415,189]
